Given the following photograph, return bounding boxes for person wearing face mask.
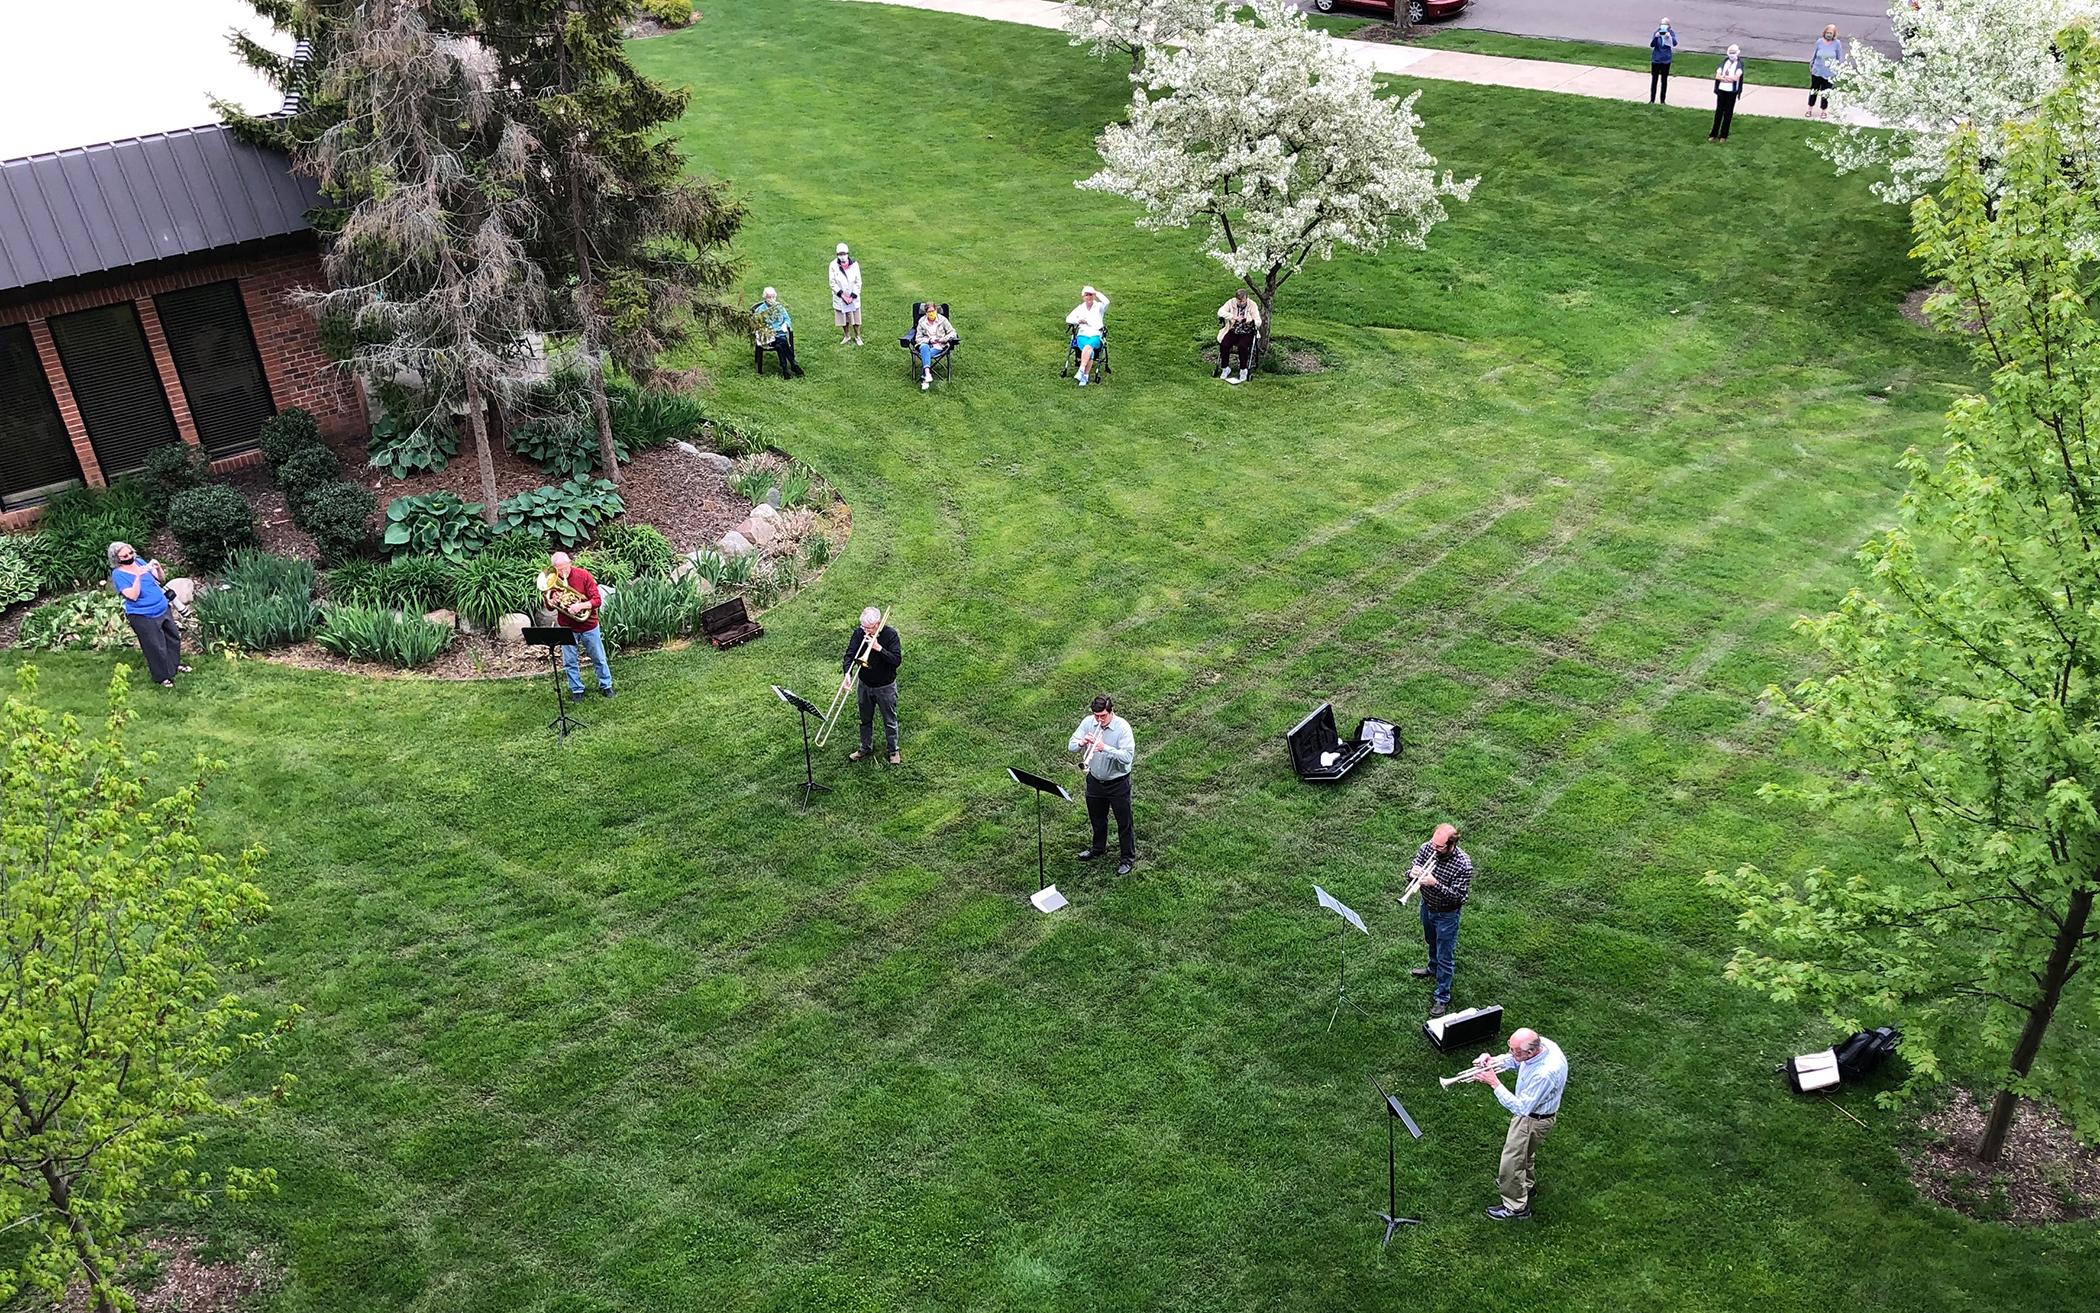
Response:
[106,541,190,688]
[1216,287,1261,384]
[1648,18,1678,105]
[1710,45,1745,142]
[829,243,863,346]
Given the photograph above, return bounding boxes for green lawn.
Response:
[11,2,2094,1310]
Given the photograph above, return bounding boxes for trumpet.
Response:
[813,608,887,748]
[1439,1053,1513,1088]
[1398,861,1434,905]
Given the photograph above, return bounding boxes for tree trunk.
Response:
[1251,268,1284,371]
[42,1162,116,1313]
[1977,886,2093,1161]
[464,371,500,526]
[555,13,621,487]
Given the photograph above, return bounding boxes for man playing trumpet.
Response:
[1402,823,1473,1019]
[1455,1026,1567,1221]
[1068,695,1136,875]
[842,606,903,764]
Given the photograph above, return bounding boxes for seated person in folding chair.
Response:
[1064,285,1110,386]
[1216,287,1261,385]
[905,302,957,391]
[752,287,804,377]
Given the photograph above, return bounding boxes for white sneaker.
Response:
[1077,374,1088,386]
[1234,369,1248,384]
[921,377,930,391]
[1218,367,1231,380]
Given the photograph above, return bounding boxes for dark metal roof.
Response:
[0,123,317,295]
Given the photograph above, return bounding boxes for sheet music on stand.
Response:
[1315,884,1368,935]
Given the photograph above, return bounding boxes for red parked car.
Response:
[1314,0,1470,23]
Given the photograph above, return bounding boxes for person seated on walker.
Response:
[1065,285,1110,386]
[1216,288,1261,385]
[911,303,956,391]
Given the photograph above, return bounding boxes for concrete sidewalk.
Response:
[840,0,1872,125]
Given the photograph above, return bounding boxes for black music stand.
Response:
[1314,885,1372,1032]
[1367,1075,1424,1246]
[524,626,584,740]
[1007,767,1072,906]
[773,685,830,805]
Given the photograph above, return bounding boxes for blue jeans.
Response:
[1420,904,1461,1004]
[917,343,947,370]
[561,627,611,693]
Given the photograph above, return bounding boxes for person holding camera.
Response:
[1649,18,1678,104]
[107,541,189,688]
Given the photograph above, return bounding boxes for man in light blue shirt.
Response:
[1068,694,1136,875]
[1465,1026,1568,1220]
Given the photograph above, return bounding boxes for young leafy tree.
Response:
[1063,0,1225,70]
[1077,0,1474,365]
[479,0,745,484]
[301,0,549,523]
[0,668,289,1313]
[1815,0,2099,229]
[1708,25,2100,1163]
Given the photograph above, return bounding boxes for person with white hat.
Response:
[829,243,862,346]
[1065,285,1111,386]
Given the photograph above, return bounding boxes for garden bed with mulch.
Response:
[1907,1094,2100,1224]
[57,1234,277,1313]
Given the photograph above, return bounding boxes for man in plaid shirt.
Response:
[1406,823,1473,1017]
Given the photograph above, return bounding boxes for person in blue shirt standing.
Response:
[106,541,189,688]
[1649,18,1678,104]
[1463,1026,1569,1220]
[1808,24,1845,118]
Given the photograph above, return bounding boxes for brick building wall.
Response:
[0,233,365,528]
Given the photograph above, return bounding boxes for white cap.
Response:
[1082,285,1097,296]
[837,242,850,255]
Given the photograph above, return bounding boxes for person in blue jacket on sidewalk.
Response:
[1649,18,1679,104]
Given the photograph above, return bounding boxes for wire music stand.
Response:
[772,685,830,805]
[1367,1074,1424,1246]
[1314,884,1372,1031]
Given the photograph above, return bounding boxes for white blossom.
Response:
[1062,0,1225,66]
[1818,0,2100,207]
[1077,0,1474,346]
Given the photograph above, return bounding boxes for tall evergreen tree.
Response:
[301,0,549,524]
[481,0,744,484]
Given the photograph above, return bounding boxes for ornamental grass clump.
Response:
[600,574,703,650]
[315,604,454,667]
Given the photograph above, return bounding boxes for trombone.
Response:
[813,607,887,747]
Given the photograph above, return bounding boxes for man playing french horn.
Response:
[841,606,903,764]
[540,551,612,699]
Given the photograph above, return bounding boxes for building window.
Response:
[47,302,180,479]
[0,323,84,509]
[156,281,276,457]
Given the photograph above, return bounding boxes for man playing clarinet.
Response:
[1069,695,1136,875]
[843,606,903,764]
[1406,823,1473,1018]
[1465,1026,1568,1221]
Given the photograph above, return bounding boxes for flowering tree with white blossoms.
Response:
[1063,0,1225,70]
[1077,0,1475,365]
[1816,0,2099,209]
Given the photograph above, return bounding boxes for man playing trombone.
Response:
[1068,695,1136,875]
[1457,1026,1568,1221]
[842,606,903,764]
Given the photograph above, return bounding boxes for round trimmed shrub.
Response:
[277,443,342,510]
[297,481,377,565]
[594,522,678,580]
[166,484,258,572]
[139,442,208,522]
[258,407,322,468]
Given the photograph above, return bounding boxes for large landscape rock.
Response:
[497,613,531,647]
[747,515,780,547]
[699,451,733,473]
[423,609,457,630]
[719,528,754,555]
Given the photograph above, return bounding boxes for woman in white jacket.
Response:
[1065,285,1110,385]
[829,243,862,345]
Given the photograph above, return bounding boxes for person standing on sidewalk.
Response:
[1808,25,1844,118]
[1648,18,1678,104]
[1709,45,1745,141]
[1405,822,1473,1018]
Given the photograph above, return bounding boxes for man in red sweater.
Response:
[544,551,614,699]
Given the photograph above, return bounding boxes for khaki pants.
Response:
[1497,1113,1555,1211]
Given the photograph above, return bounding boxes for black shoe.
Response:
[600,687,614,699]
[570,690,587,701]
[1077,848,1101,861]
[1409,967,1434,979]
[1116,858,1133,876]
[1428,1001,1449,1018]
[1485,1205,1533,1221]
